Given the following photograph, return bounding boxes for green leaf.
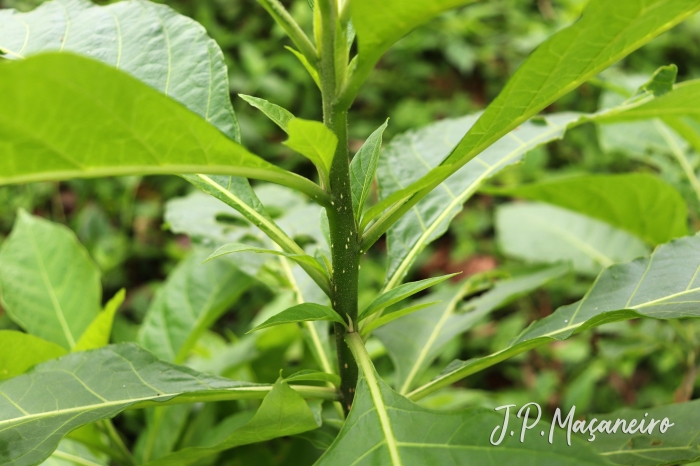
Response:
[587,400,700,465]
[486,173,688,245]
[410,232,700,401]
[73,289,125,352]
[284,118,338,187]
[42,438,108,466]
[376,112,582,289]
[597,80,700,123]
[349,119,388,222]
[0,53,327,203]
[249,303,346,333]
[239,94,294,133]
[139,250,253,363]
[344,0,478,106]
[317,332,606,466]
[359,301,440,337]
[0,331,66,380]
[143,379,320,466]
[0,210,101,349]
[0,344,265,466]
[444,0,700,169]
[0,0,240,141]
[358,273,458,321]
[496,203,650,276]
[285,369,341,387]
[376,265,568,394]
[637,64,678,97]
[285,46,321,89]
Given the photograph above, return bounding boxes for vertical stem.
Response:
[318,0,359,414]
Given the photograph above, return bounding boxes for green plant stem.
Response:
[255,0,317,63]
[318,0,359,415]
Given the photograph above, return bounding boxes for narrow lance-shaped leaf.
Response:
[409,231,700,401]
[138,250,253,364]
[143,379,320,466]
[358,273,458,321]
[0,331,66,380]
[376,265,568,394]
[0,0,240,140]
[350,119,388,222]
[0,53,328,203]
[249,303,347,333]
[496,203,650,276]
[485,173,688,245]
[239,94,295,133]
[284,369,341,387]
[0,210,101,349]
[316,332,607,466]
[74,289,125,352]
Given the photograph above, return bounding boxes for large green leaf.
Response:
[144,379,320,466]
[587,400,700,465]
[496,203,650,276]
[376,113,582,289]
[316,332,607,465]
[0,53,326,202]
[0,211,101,349]
[0,331,66,380]
[0,0,239,140]
[0,344,277,466]
[444,0,700,169]
[138,250,253,364]
[376,265,568,394]
[409,232,700,401]
[486,173,688,245]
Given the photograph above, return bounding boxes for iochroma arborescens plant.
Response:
[3,0,700,464]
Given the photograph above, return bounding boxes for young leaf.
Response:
[375,113,582,289]
[143,379,320,466]
[206,242,331,295]
[410,232,700,401]
[238,94,295,133]
[0,344,317,466]
[637,64,678,97]
[359,301,440,337]
[0,210,101,349]
[376,265,568,394]
[0,53,328,203]
[0,331,66,380]
[358,273,458,321]
[285,46,322,89]
[249,303,347,333]
[486,173,688,245]
[284,118,338,187]
[349,119,389,222]
[138,250,253,363]
[285,369,341,387]
[316,332,606,465]
[73,289,125,352]
[496,203,650,276]
[0,0,240,141]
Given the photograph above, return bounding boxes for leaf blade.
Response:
[350,119,388,222]
[249,303,346,333]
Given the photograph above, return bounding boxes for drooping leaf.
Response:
[349,119,389,222]
[143,379,320,466]
[284,118,338,186]
[249,303,346,333]
[138,250,253,363]
[0,210,101,349]
[0,331,66,380]
[486,173,688,245]
[358,273,458,321]
[376,113,582,289]
[316,333,606,466]
[410,232,700,401]
[444,0,700,170]
[377,265,568,394]
[74,289,125,352]
[0,344,264,466]
[496,203,650,276]
[0,53,326,202]
[239,94,295,133]
[285,369,341,387]
[586,400,700,465]
[0,0,240,141]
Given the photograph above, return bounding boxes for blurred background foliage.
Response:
[3,0,700,462]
